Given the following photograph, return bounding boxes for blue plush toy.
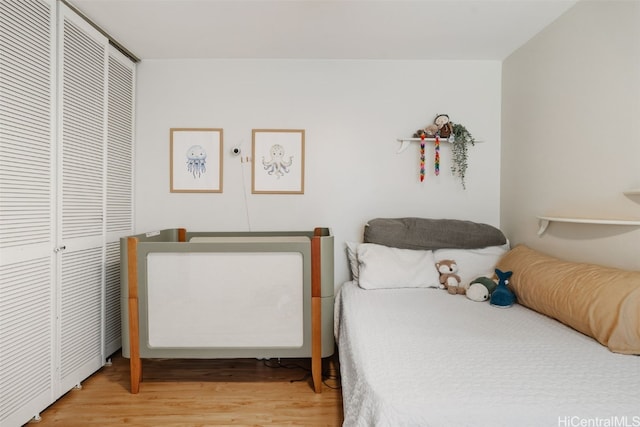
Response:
[490,268,516,308]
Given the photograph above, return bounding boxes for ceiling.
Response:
[68,0,578,61]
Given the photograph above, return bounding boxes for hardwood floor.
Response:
[30,352,343,426]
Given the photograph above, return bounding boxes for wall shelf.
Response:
[395,137,482,154]
[536,216,640,236]
[623,189,640,196]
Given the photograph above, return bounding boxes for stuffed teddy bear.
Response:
[490,268,516,308]
[424,124,439,138]
[436,259,463,295]
[414,125,439,138]
[413,129,426,138]
[466,276,498,302]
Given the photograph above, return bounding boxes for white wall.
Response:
[501,1,640,270]
[135,59,502,283]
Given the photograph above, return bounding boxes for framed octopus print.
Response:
[170,128,223,193]
[252,129,305,194]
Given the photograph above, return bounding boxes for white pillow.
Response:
[357,243,440,290]
[345,241,360,284]
[433,243,510,288]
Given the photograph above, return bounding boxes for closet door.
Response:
[105,47,135,357]
[56,3,108,395]
[0,1,56,425]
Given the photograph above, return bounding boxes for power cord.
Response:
[239,153,252,231]
[262,358,341,390]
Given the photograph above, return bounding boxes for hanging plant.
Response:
[450,123,475,189]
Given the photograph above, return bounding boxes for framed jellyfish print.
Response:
[170,128,223,193]
[252,129,305,194]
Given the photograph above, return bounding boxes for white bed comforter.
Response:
[336,281,640,427]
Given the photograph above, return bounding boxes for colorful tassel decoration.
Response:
[420,134,426,182]
[434,135,440,176]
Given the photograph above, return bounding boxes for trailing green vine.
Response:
[451,123,475,189]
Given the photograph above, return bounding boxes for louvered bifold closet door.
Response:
[0,1,56,426]
[56,4,108,395]
[105,48,135,356]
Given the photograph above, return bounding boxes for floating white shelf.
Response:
[623,189,640,196]
[536,216,640,236]
[395,137,482,154]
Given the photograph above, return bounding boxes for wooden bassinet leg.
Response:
[311,233,322,393]
[312,297,322,393]
[128,298,141,393]
[127,237,142,394]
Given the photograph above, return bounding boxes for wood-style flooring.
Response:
[29,352,343,426]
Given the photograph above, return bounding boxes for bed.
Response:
[120,227,334,394]
[337,218,640,427]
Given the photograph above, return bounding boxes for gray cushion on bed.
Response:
[363,217,506,250]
